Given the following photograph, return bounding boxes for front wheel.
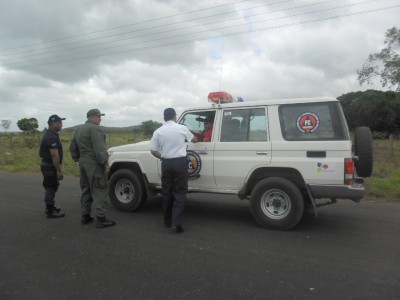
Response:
[250,177,304,230]
[109,169,146,212]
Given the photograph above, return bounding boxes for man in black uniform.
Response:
[39,114,66,218]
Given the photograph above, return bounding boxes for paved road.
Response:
[0,172,399,300]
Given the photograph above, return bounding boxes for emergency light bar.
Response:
[208,91,234,103]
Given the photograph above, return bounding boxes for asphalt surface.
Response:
[0,172,399,300]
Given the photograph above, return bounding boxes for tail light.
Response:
[344,158,354,185]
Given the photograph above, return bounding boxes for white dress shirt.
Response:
[149,121,194,159]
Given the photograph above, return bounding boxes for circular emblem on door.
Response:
[186,150,202,180]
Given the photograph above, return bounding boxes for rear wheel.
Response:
[354,127,373,177]
[109,169,146,212]
[250,177,304,230]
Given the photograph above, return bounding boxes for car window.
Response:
[179,111,216,141]
[279,102,349,141]
[221,107,268,142]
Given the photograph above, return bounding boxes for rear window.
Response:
[279,102,350,141]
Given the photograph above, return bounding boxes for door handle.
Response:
[197,150,208,155]
[307,151,326,158]
[256,152,268,155]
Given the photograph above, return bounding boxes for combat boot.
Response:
[95,216,116,228]
[46,205,65,218]
[44,206,61,214]
[81,214,94,225]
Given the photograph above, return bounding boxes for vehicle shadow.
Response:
[109,193,350,232]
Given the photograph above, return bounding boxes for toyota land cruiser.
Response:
[107,92,373,230]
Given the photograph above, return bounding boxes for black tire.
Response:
[109,169,146,212]
[249,177,304,230]
[354,127,373,177]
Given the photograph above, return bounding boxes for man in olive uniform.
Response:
[70,109,116,228]
[39,114,66,218]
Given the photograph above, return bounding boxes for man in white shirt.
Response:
[149,108,198,233]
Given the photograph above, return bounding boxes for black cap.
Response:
[87,108,105,118]
[164,108,176,118]
[47,114,66,124]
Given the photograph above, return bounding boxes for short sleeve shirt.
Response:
[39,129,64,163]
[149,121,194,159]
[202,129,212,142]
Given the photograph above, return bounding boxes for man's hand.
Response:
[57,171,64,180]
[104,164,111,174]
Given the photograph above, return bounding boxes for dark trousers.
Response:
[161,157,188,227]
[40,161,59,206]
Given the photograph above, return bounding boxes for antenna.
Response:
[219,37,224,91]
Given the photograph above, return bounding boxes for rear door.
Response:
[214,106,272,190]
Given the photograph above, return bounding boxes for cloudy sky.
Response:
[0,0,399,132]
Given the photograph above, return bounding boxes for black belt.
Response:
[162,157,186,160]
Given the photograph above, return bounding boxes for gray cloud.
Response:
[0,0,399,132]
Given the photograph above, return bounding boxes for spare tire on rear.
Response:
[354,127,373,177]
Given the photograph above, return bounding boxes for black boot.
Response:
[81,214,94,225]
[44,206,61,214]
[95,217,116,228]
[46,205,65,218]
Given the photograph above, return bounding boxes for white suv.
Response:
[107,92,373,230]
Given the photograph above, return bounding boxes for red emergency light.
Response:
[208,91,234,103]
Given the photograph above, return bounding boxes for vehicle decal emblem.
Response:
[316,162,335,173]
[297,112,320,133]
[186,150,202,180]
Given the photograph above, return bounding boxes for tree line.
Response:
[0,118,162,136]
[338,90,400,135]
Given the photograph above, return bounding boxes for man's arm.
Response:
[90,127,109,166]
[69,133,80,163]
[151,150,162,159]
[50,148,63,180]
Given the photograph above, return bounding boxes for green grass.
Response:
[0,132,399,203]
[0,132,148,177]
[363,138,400,202]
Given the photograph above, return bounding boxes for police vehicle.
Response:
[107,92,373,230]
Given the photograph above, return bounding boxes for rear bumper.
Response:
[308,178,365,201]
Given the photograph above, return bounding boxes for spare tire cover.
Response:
[354,127,373,177]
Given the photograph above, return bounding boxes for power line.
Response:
[0,0,275,52]
[0,0,296,57]
[3,4,398,70]
[0,0,382,67]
